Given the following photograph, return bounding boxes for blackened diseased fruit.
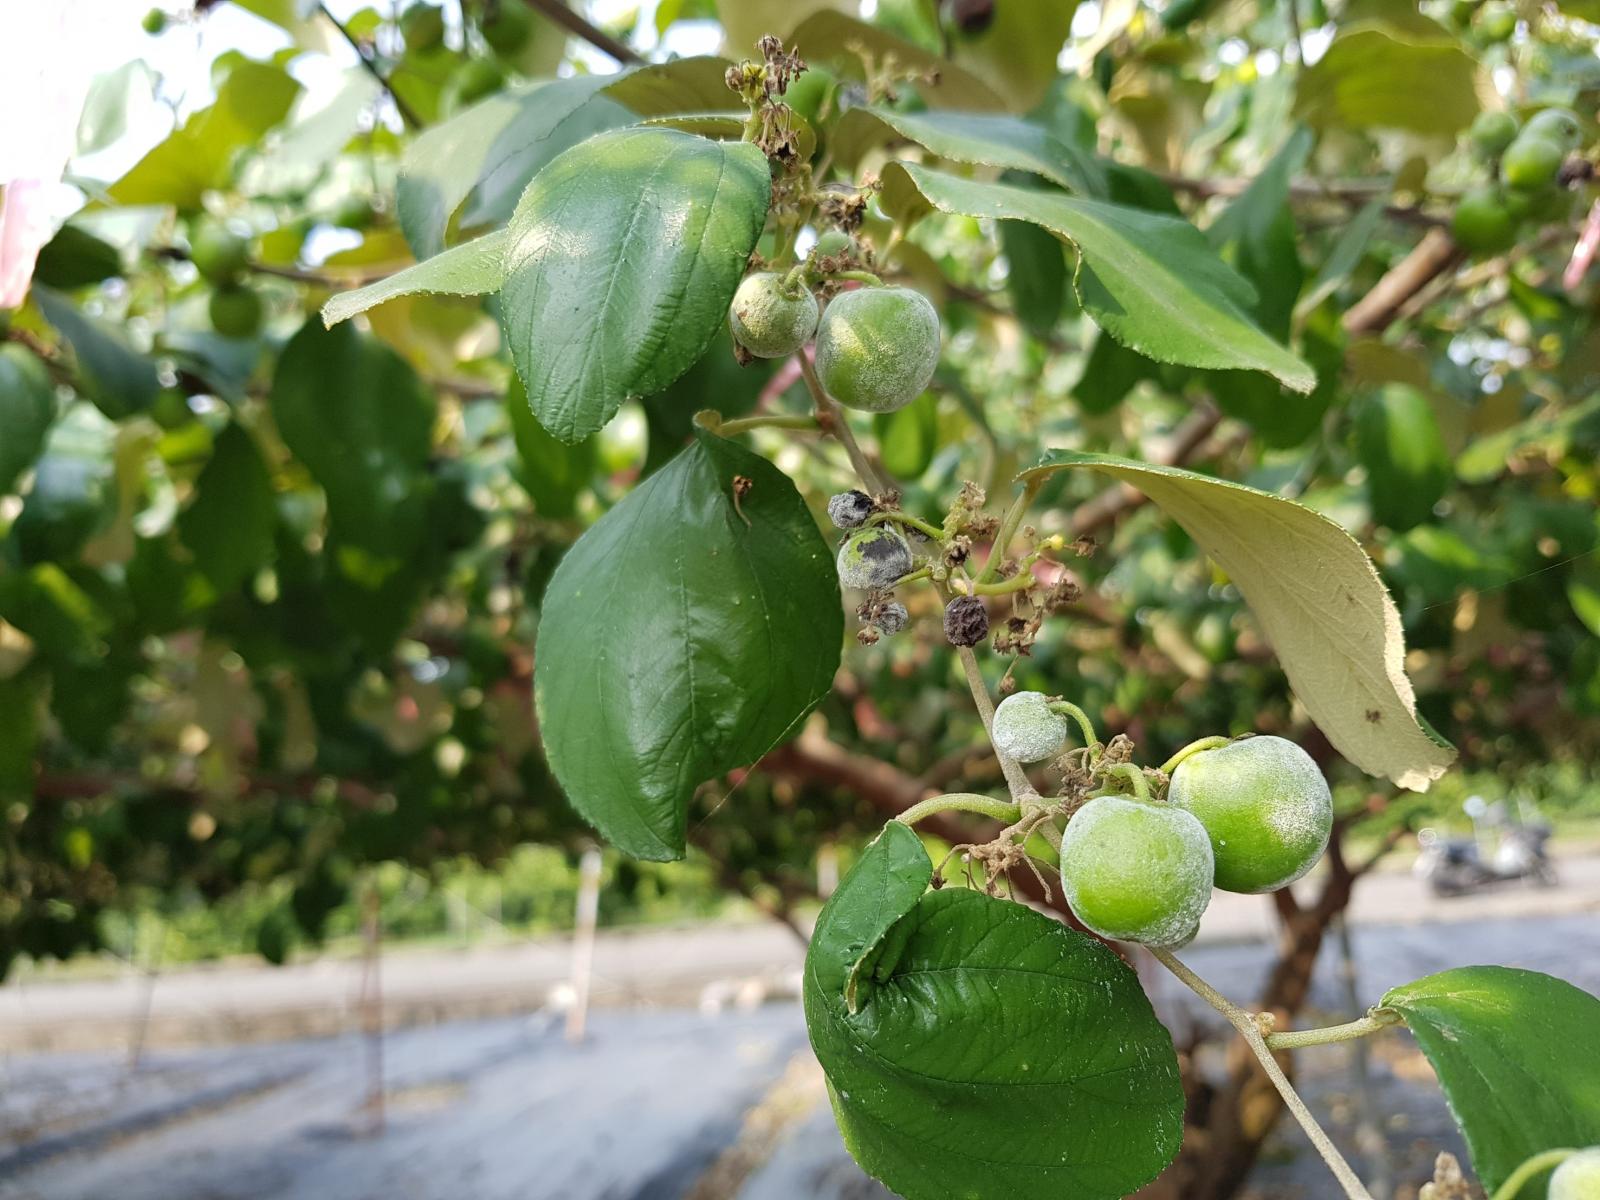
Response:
[873,601,910,636]
[837,526,913,589]
[943,595,989,647]
[827,489,874,529]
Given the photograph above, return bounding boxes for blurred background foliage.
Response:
[2,0,1599,979]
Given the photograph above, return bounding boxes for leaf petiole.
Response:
[1158,736,1233,775]
[896,792,1022,827]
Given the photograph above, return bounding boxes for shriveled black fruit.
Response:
[827,490,874,529]
[943,595,989,646]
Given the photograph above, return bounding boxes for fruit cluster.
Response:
[189,221,263,338]
[1452,106,1588,255]
[994,692,1334,947]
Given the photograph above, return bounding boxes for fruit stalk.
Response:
[895,793,1023,828]
[1151,946,1376,1200]
[975,479,1042,584]
[1490,1148,1579,1200]
[1158,735,1233,774]
[797,350,886,493]
[1264,1009,1401,1050]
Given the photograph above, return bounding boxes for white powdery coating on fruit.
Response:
[1170,735,1333,891]
[991,692,1069,763]
[814,288,941,413]
[836,527,912,590]
[1059,796,1215,948]
[1551,1149,1600,1200]
[728,273,819,359]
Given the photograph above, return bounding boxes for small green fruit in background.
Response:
[1059,795,1215,947]
[1452,186,1516,254]
[1525,106,1583,151]
[991,691,1070,763]
[1551,1149,1600,1200]
[480,0,533,56]
[812,229,853,259]
[728,272,819,359]
[837,526,913,589]
[784,66,837,126]
[209,283,263,338]
[1467,110,1518,158]
[1501,134,1564,191]
[400,2,446,52]
[1168,735,1333,894]
[448,58,506,109]
[189,222,251,283]
[1475,1,1516,42]
[814,286,941,413]
[142,7,167,34]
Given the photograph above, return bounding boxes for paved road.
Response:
[3,852,1595,1055]
[3,908,1598,1200]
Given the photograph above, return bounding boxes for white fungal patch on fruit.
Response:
[1551,1148,1600,1200]
[991,691,1070,763]
[728,272,819,359]
[814,287,941,413]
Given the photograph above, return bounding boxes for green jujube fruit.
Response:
[1501,134,1565,192]
[209,283,263,337]
[1452,187,1516,254]
[1168,735,1333,894]
[728,272,819,359]
[1059,795,1215,947]
[814,286,941,414]
[1467,110,1518,158]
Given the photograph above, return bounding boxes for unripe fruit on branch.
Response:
[400,2,446,52]
[827,490,874,529]
[1501,134,1565,191]
[942,595,988,647]
[190,223,250,284]
[1551,1149,1600,1200]
[142,8,167,34]
[1525,106,1582,151]
[1167,735,1333,894]
[1452,187,1516,254]
[814,287,941,413]
[1059,795,1215,947]
[481,1,533,55]
[209,283,263,338]
[837,527,913,589]
[728,272,819,359]
[991,691,1070,763]
[1467,110,1518,158]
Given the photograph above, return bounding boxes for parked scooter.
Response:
[1414,796,1558,896]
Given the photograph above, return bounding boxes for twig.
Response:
[317,2,422,130]
[897,792,1021,827]
[1342,228,1464,335]
[1264,1009,1401,1050]
[521,0,641,64]
[796,350,887,494]
[1153,946,1376,1200]
[951,639,1035,801]
[1158,172,1445,229]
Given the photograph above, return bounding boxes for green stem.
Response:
[830,269,883,286]
[967,571,1036,596]
[1101,763,1152,802]
[707,412,819,437]
[977,480,1041,584]
[1047,700,1100,753]
[1159,736,1233,775]
[1490,1149,1579,1200]
[869,510,945,541]
[1264,1009,1402,1050]
[1151,947,1376,1200]
[897,792,1022,828]
[797,351,887,494]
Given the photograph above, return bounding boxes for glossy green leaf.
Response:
[507,378,596,519]
[835,107,1104,194]
[270,320,435,562]
[885,163,1315,392]
[600,56,742,116]
[1018,451,1456,790]
[322,230,507,327]
[178,423,277,594]
[1384,967,1600,1198]
[1355,385,1452,532]
[805,822,1186,1200]
[501,127,770,443]
[788,12,1005,110]
[534,430,841,860]
[1001,217,1069,340]
[33,287,159,419]
[1206,127,1311,339]
[1296,22,1480,136]
[397,76,634,260]
[33,224,124,289]
[0,345,59,496]
[109,62,301,208]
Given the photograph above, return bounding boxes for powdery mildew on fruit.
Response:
[1551,1148,1600,1200]
[728,272,819,358]
[814,287,941,413]
[836,526,913,589]
[1169,735,1332,892]
[1059,795,1215,948]
[991,691,1070,763]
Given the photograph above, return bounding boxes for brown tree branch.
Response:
[317,1,422,130]
[1342,228,1465,335]
[521,0,642,64]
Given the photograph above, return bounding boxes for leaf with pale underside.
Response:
[321,231,507,328]
[1018,451,1455,790]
